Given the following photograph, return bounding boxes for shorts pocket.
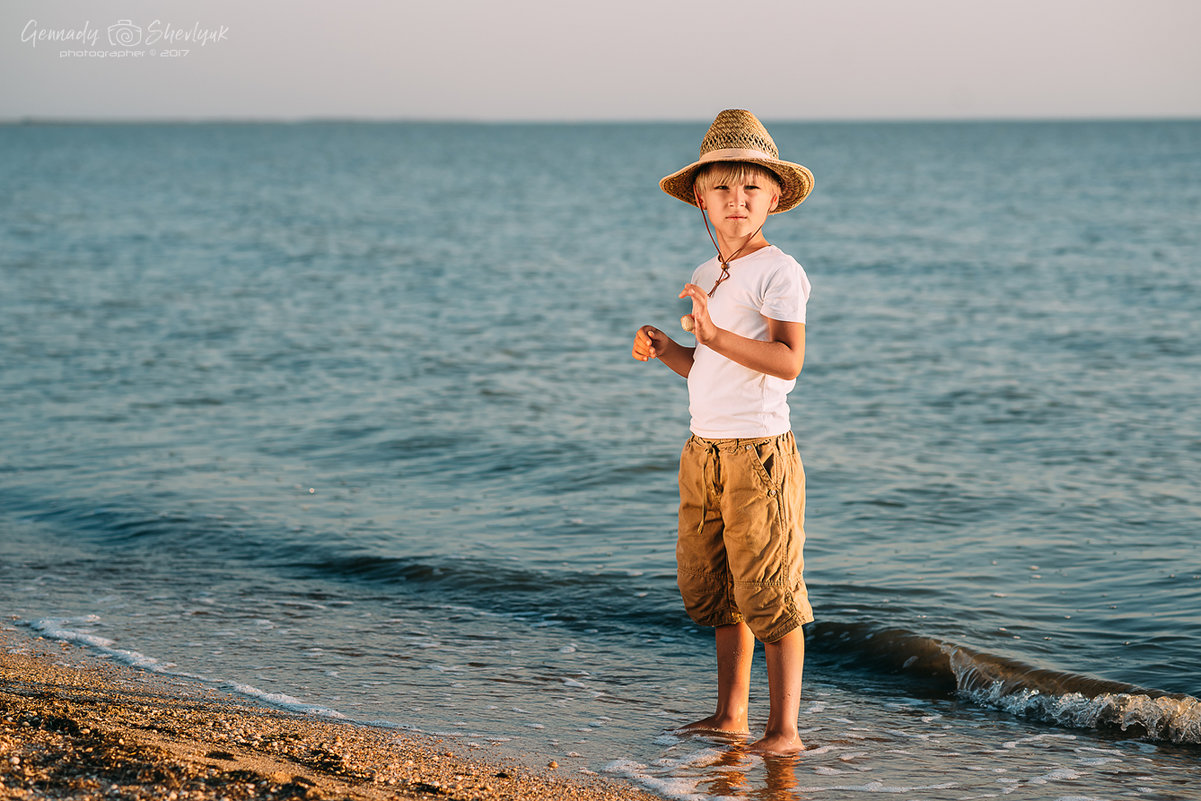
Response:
[745,440,780,491]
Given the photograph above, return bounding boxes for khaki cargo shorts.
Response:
[677,431,813,642]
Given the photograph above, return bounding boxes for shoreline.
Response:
[0,624,661,800]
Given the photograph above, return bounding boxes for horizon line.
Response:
[3,112,1200,126]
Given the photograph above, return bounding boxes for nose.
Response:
[728,186,747,207]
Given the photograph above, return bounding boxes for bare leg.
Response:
[678,622,754,733]
[750,627,805,754]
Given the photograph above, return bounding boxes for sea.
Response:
[1,119,1199,800]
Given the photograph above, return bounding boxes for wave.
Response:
[2,488,257,551]
[810,622,1201,745]
[9,488,1199,744]
[287,551,683,635]
[2,484,684,636]
[303,552,1201,745]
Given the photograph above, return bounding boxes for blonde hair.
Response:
[693,162,783,198]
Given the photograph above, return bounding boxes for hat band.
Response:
[698,147,777,164]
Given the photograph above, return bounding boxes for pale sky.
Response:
[2,0,1199,121]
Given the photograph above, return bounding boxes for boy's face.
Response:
[695,172,780,240]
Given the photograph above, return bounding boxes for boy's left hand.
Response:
[680,284,717,344]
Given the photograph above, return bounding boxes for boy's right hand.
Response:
[632,325,668,362]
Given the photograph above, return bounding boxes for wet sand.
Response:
[0,624,660,800]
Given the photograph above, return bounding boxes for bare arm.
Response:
[680,284,805,380]
[632,325,695,378]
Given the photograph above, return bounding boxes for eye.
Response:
[715,184,729,191]
[745,184,760,191]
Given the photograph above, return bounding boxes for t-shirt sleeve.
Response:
[760,260,811,324]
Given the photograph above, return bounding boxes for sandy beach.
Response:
[0,624,660,801]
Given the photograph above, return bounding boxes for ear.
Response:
[768,192,780,212]
[694,190,705,210]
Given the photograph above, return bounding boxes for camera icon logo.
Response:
[107,19,143,47]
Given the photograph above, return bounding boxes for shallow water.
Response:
[2,120,1200,799]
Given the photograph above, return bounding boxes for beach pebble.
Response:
[681,315,694,332]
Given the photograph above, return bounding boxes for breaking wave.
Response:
[810,622,1201,744]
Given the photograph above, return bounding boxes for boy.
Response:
[632,109,814,754]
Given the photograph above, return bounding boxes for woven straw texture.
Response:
[660,109,813,214]
[700,108,781,158]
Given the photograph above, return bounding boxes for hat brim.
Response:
[660,152,814,214]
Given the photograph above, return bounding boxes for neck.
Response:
[715,230,770,263]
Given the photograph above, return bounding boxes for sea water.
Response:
[2,120,1199,799]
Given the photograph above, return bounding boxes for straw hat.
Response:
[660,109,813,214]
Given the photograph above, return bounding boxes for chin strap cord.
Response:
[695,191,763,297]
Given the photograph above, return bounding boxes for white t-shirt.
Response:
[687,245,811,439]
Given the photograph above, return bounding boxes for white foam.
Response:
[1002,733,1078,750]
[28,617,172,672]
[223,682,347,719]
[23,616,348,721]
[969,682,1201,745]
[803,745,838,756]
[30,616,110,646]
[1028,767,1081,784]
[603,759,724,801]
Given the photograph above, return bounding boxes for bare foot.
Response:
[674,713,749,735]
[748,732,805,755]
